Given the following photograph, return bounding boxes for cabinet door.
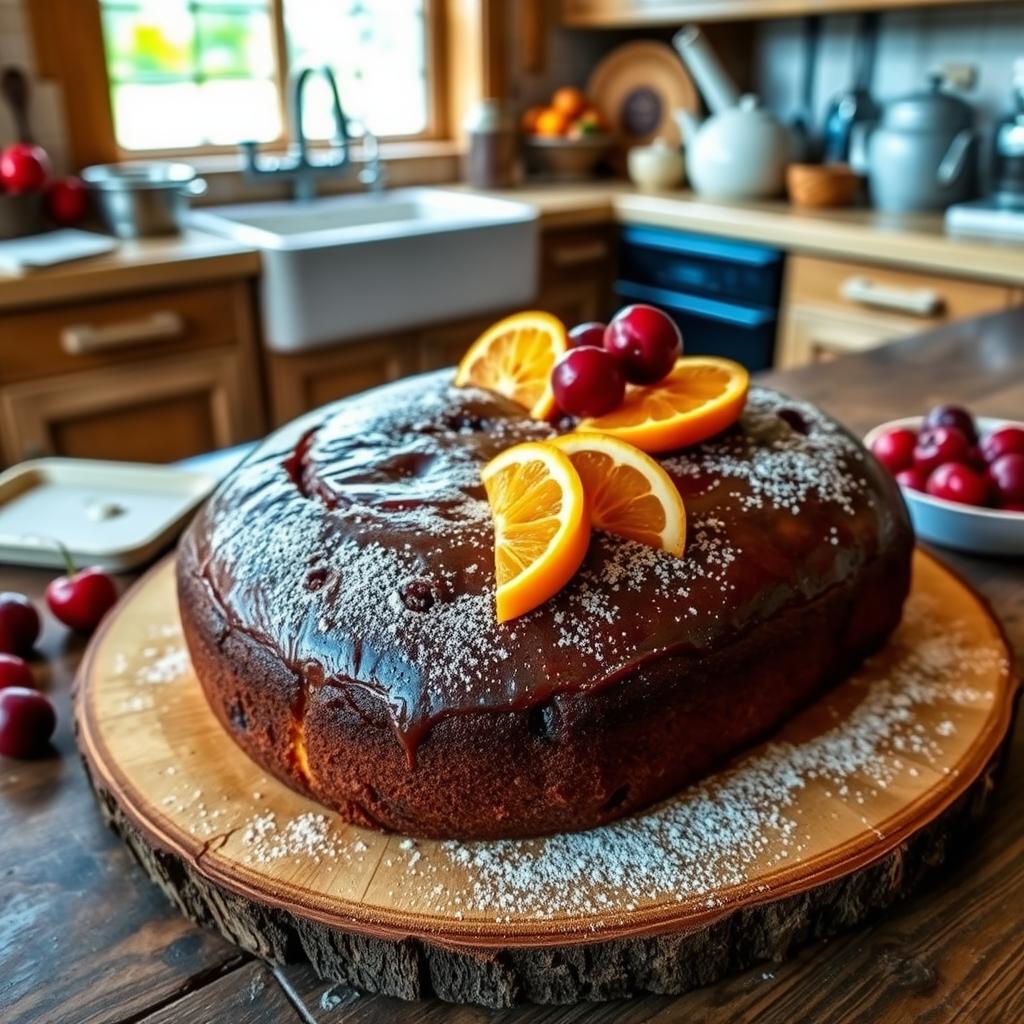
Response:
[417,314,506,372]
[538,225,615,325]
[0,350,262,464]
[267,337,416,425]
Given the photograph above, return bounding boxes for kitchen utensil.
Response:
[0,227,116,274]
[524,135,612,181]
[672,26,793,200]
[991,57,1024,210]
[822,12,879,163]
[0,459,216,570]
[81,162,207,239]
[587,41,697,151]
[786,163,861,209]
[850,70,979,213]
[792,15,822,161]
[865,416,1024,556]
[627,137,685,191]
[464,99,519,189]
[1,66,32,143]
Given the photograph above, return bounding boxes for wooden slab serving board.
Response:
[75,550,1018,1007]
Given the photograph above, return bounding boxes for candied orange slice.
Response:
[481,441,589,623]
[455,311,568,420]
[550,433,686,556]
[579,356,749,453]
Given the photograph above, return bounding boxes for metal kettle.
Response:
[850,70,979,213]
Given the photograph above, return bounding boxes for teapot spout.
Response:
[672,24,740,115]
[673,108,702,145]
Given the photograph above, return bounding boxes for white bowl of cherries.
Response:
[865,405,1024,557]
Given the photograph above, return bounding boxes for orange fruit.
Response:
[481,442,590,623]
[550,433,686,556]
[578,356,750,454]
[455,311,568,420]
[551,86,588,121]
[520,105,545,134]
[534,107,569,137]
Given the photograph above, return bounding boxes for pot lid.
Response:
[882,80,974,133]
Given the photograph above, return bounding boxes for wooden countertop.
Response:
[1,184,1021,315]
[0,230,261,312]
[1,308,1022,1024]
[484,181,1024,286]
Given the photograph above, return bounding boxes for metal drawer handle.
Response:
[840,276,944,318]
[61,311,186,355]
[549,241,610,267]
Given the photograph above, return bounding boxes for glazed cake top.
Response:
[183,370,908,755]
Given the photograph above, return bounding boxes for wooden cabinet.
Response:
[266,337,418,425]
[537,225,615,326]
[562,0,1012,26]
[776,255,1014,369]
[0,280,263,465]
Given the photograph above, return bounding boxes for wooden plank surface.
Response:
[1,307,1022,1022]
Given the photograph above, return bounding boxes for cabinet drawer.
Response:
[786,255,1012,326]
[542,226,615,284]
[0,282,246,384]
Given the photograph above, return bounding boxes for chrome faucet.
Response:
[241,65,383,202]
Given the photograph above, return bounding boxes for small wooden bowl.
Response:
[787,163,861,209]
[524,135,613,181]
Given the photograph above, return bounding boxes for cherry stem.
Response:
[52,540,77,578]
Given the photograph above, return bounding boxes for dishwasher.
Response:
[615,225,785,372]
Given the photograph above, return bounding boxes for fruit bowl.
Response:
[865,416,1024,557]
[524,135,613,181]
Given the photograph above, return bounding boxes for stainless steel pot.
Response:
[81,162,207,239]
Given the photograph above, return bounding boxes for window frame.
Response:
[30,0,458,166]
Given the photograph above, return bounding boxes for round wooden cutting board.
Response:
[76,550,1017,1007]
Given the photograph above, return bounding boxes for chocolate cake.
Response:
[177,371,913,840]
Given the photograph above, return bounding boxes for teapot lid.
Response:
[882,77,974,133]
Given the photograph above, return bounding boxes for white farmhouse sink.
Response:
[190,188,539,352]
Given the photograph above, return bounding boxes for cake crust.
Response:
[177,372,913,839]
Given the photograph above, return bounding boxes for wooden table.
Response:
[2,308,1022,1024]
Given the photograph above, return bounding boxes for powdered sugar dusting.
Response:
[224,593,1006,922]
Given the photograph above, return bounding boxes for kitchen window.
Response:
[96,0,437,152]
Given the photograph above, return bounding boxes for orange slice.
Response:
[579,356,749,454]
[550,433,686,556]
[481,441,589,623]
[455,311,568,420]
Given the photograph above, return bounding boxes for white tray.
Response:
[0,458,216,571]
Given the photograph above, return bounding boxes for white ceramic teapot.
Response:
[672,25,793,200]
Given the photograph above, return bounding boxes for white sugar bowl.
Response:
[627,138,686,191]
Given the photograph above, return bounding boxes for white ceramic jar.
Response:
[627,138,685,191]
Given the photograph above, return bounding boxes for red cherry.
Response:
[925,462,989,506]
[0,142,50,195]
[895,466,929,491]
[0,654,33,691]
[0,593,40,657]
[46,567,117,633]
[987,453,1024,504]
[45,177,89,226]
[980,426,1024,464]
[604,304,681,384]
[913,426,969,474]
[567,322,606,349]
[1000,502,1024,513]
[871,427,917,473]
[551,346,626,418]
[923,404,978,445]
[0,687,56,758]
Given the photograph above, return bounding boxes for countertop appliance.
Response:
[850,70,979,213]
[615,225,784,372]
[992,58,1024,210]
